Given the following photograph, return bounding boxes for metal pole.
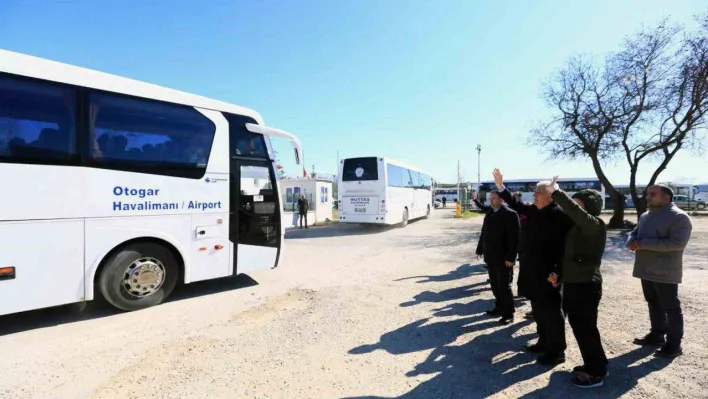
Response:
[457,160,460,203]
[476,144,482,188]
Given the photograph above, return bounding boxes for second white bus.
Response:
[337,157,433,226]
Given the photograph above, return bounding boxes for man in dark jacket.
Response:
[297,194,309,229]
[475,191,520,325]
[493,169,573,366]
[546,177,608,388]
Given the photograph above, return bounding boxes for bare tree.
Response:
[531,14,708,226]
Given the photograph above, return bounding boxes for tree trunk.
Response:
[588,155,625,228]
[609,190,626,229]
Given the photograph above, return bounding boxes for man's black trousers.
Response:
[488,263,515,317]
[531,292,566,356]
[299,213,308,228]
[564,282,608,376]
[641,279,683,348]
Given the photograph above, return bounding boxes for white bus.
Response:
[0,49,303,316]
[337,157,433,226]
[434,188,458,203]
[477,177,606,208]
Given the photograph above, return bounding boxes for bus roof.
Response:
[0,49,264,124]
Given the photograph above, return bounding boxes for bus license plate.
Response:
[354,207,366,213]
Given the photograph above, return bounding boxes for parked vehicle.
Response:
[672,195,707,210]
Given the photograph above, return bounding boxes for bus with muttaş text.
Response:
[337,157,433,226]
[0,49,303,316]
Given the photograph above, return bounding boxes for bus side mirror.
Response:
[292,143,301,165]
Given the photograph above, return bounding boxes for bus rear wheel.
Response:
[99,242,179,311]
[400,209,409,228]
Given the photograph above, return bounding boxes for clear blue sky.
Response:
[2,0,706,185]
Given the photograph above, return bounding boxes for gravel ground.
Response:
[0,211,706,399]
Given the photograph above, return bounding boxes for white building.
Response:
[280,178,334,228]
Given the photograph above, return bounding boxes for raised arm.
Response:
[492,168,535,216]
[471,191,492,213]
[638,213,693,252]
[550,188,602,233]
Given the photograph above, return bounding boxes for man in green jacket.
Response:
[546,177,608,389]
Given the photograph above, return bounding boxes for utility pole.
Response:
[457,160,461,200]
[476,144,482,188]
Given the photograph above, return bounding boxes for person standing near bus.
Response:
[297,194,309,229]
[628,184,692,358]
[475,191,520,325]
[442,197,447,208]
[545,177,608,388]
[493,168,573,366]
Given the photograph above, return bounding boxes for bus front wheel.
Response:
[99,242,179,311]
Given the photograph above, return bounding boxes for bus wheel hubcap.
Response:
[123,257,166,298]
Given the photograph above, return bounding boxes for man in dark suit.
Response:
[493,169,573,366]
[297,194,309,229]
[476,190,520,325]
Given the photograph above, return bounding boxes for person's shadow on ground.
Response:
[346,274,675,399]
[399,283,490,307]
[517,345,675,398]
[347,315,673,399]
[395,263,488,284]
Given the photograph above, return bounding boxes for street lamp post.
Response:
[476,144,482,188]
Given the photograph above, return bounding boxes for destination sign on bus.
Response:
[112,186,222,212]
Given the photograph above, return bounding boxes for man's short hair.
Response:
[535,180,552,193]
[649,183,674,201]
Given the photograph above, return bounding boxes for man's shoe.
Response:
[655,345,683,358]
[523,343,546,353]
[633,333,666,346]
[499,316,514,325]
[485,308,501,316]
[573,365,609,377]
[537,352,566,366]
[572,372,604,388]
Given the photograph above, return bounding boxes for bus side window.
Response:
[0,75,78,165]
[87,92,215,178]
